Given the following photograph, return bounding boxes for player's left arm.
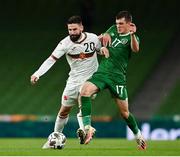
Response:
[129,23,139,53]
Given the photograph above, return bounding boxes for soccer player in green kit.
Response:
[78,11,147,150]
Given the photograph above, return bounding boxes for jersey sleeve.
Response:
[52,39,67,59]
[95,36,102,53]
[105,25,117,34]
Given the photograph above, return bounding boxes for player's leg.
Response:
[115,98,139,134]
[42,105,72,149]
[109,82,139,135]
[54,105,72,132]
[80,72,107,144]
[54,83,77,133]
[76,110,86,144]
[115,98,147,150]
[80,81,99,126]
[77,110,85,131]
[42,83,77,149]
[76,85,90,144]
[80,81,99,144]
[76,94,85,145]
[77,90,86,132]
[110,82,146,150]
[76,92,98,144]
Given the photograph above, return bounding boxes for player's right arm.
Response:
[99,25,116,47]
[129,23,140,53]
[30,38,67,85]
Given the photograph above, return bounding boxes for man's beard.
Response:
[70,34,81,42]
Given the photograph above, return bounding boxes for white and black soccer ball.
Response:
[48,132,66,149]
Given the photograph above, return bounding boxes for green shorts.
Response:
[88,72,128,100]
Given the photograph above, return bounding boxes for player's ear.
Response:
[127,21,131,25]
[127,22,132,28]
[80,25,84,32]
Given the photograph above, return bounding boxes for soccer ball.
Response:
[48,132,66,149]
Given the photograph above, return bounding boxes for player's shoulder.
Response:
[62,35,70,42]
[106,25,117,32]
[85,32,98,39]
[110,25,116,29]
[85,32,99,42]
[55,36,72,50]
[59,35,71,45]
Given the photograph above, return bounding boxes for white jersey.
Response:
[52,32,101,84]
[32,32,101,106]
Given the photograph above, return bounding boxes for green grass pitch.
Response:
[0,138,179,156]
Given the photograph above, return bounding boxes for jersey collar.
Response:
[74,32,87,44]
[119,32,130,36]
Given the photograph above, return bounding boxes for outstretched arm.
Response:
[30,55,57,85]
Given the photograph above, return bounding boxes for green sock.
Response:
[124,113,139,135]
[81,96,92,126]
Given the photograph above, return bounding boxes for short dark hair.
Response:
[67,15,82,24]
[116,11,132,22]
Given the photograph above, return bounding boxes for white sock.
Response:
[54,115,69,133]
[135,129,142,139]
[77,111,85,131]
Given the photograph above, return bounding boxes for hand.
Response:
[129,23,137,34]
[98,33,111,47]
[30,75,39,85]
[100,47,109,58]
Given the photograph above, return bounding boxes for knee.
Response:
[121,111,129,119]
[59,110,69,119]
[80,89,92,97]
[80,85,93,97]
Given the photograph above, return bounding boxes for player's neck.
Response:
[74,32,87,43]
[77,33,85,42]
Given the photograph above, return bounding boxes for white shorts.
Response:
[61,79,97,107]
[61,82,83,107]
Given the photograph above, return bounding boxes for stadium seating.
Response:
[0,27,175,117]
[0,0,179,119]
[156,80,180,116]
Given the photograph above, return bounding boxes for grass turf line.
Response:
[0,138,180,156]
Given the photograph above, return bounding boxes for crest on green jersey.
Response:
[121,38,128,45]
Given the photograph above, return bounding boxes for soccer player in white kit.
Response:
[30,15,109,148]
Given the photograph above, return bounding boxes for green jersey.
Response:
[98,25,139,84]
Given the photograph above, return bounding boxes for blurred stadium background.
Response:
[0,0,179,140]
